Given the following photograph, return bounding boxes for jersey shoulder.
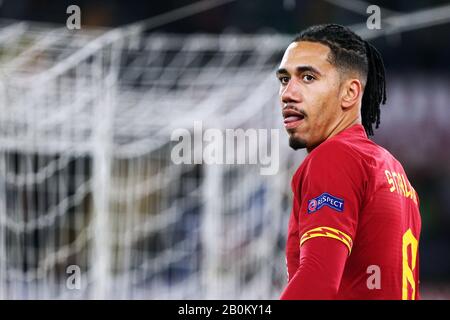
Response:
[320,130,399,172]
[309,134,366,168]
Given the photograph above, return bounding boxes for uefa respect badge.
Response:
[307,192,344,214]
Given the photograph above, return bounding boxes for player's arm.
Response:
[281,141,366,299]
[280,236,348,299]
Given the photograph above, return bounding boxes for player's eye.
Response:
[278,76,290,85]
[302,74,315,83]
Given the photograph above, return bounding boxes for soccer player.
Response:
[277,24,421,300]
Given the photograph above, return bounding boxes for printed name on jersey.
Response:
[384,170,418,205]
[307,192,344,213]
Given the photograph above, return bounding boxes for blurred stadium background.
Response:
[0,0,449,299]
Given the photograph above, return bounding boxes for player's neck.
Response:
[329,115,361,139]
[306,116,361,154]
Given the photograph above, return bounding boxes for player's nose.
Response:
[280,79,302,105]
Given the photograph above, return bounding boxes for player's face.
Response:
[277,41,343,152]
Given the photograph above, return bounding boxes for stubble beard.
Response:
[288,133,307,150]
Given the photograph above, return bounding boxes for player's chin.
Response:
[288,133,307,150]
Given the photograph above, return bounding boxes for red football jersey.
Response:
[284,124,421,300]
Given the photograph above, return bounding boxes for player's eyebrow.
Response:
[276,68,289,77]
[276,65,322,77]
[296,65,322,76]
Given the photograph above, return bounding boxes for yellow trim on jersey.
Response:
[300,226,353,254]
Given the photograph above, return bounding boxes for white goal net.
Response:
[0,20,300,299]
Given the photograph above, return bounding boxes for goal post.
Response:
[0,21,297,299]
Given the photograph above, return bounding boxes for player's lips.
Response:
[283,109,305,129]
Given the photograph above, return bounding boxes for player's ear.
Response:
[341,78,362,110]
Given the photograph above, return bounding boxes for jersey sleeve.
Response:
[280,236,348,299]
[297,141,367,255]
[286,200,300,281]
